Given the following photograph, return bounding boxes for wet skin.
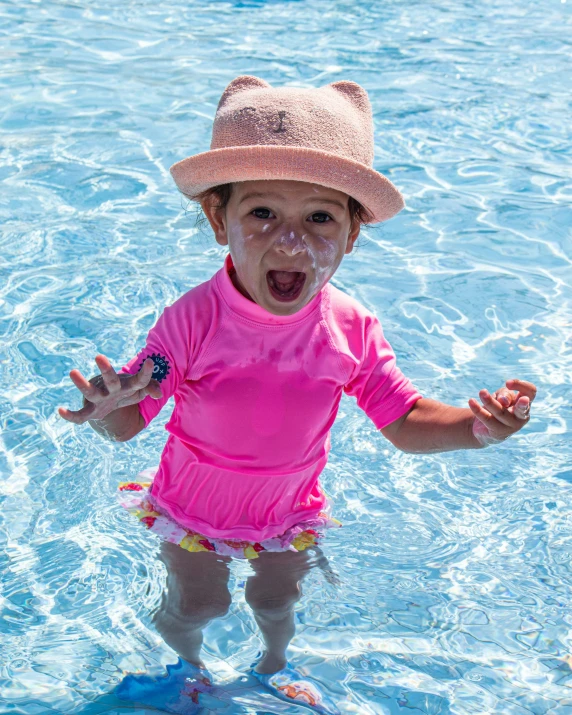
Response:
[200,179,361,316]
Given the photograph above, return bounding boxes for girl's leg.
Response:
[244,548,317,675]
[151,541,232,668]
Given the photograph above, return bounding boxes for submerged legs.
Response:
[244,548,316,674]
[151,541,232,668]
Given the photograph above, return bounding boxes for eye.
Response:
[251,207,273,219]
[309,212,332,223]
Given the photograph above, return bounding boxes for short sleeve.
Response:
[118,303,190,427]
[343,315,422,430]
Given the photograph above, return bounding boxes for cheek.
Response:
[304,235,343,292]
[307,235,340,269]
[229,232,256,263]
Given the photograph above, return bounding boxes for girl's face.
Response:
[202,180,361,316]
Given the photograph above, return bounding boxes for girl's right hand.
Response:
[58,354,163,424]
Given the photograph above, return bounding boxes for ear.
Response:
[200,196,229,247]
[328,80,371,115]
[344,218,361,255]
[216,75,271,111]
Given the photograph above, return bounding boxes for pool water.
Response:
[1,0,571,713]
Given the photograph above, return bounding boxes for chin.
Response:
[257,294,302,315]
[266,302,305,316]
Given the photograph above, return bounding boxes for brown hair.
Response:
[189,182,374,227]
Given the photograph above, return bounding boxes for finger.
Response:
[57,404,94,425]
[505,379,537,403]
[128,358,156,390]
[116,382,163,407]
[468,398,495,426]
[479,389,518,427]
[512,396,531,421]
[68,369,104,402]
[119,359,156,394]
[94,354,121,394]
[494,387,514,408]
[115,391,145,408]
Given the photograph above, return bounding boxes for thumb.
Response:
[513,396,530,420]
[145,379,163,400]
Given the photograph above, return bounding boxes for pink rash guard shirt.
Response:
[119,254,422,542]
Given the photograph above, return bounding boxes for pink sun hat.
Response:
[169,75,405,224]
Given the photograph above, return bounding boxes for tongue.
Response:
[270,270,299,289]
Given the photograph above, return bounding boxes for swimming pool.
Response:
[1,0,571,712]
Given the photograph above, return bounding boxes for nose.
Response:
[275,229,307,256]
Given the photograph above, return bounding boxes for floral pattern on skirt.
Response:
[117,469,341,560]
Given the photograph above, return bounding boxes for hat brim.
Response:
[169,145,405,224]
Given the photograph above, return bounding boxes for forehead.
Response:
[232,179,349,206]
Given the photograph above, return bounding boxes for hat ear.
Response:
[217,75,271,110]
[329,80,371,115]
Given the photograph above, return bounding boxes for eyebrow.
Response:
[238,191,346,210]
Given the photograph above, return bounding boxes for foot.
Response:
[115,657,214,714]
[250,658,340,715]
[253,651,287,675]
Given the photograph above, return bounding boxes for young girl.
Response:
[59,76,536,714]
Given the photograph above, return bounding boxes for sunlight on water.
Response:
[1,0,571,713]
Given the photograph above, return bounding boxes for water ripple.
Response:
[1,0,571,712]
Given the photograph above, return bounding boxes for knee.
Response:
[185,596,232,623]
[154,593,232,625]
[245,583,302,617]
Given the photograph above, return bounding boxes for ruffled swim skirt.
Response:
[117,467,341,560]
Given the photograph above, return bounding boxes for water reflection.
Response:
[2,0,572,712]
[113,544,339,709]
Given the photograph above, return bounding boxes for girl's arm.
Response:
[381,398,479,453]
[381,379,536,454]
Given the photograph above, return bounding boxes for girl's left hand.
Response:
[468,379,537,446]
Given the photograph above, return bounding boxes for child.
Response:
[58,76,536,714]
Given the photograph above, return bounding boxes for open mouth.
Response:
[266,270,306,302]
